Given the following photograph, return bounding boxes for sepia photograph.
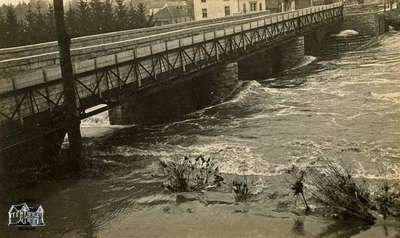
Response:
[0,0,399,237]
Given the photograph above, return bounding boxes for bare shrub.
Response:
[307,160,375,224]
[160,155,223,192]
[288,165,310,211]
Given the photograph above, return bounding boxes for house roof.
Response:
[154,6,191,19]
[147,0,167,9]
[166,0,188,7]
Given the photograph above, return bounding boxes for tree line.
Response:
[0,0,154,49]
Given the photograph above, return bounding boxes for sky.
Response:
[0,0,27,4]
[0,0,51,5]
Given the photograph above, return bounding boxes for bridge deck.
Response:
[0,3,343,150]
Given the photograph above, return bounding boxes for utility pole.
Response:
[53,0,84,171]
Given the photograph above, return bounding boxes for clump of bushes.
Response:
[232,178,251,202]
[160,155,224,193]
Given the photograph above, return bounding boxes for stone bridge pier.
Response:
[238,36,305,81]
[109,62,239,125]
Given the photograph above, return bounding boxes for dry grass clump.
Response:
[160,155,224,192]
[232,178,250,202]
[307,161,375,224]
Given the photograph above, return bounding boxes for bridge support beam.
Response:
[109,63,239,125]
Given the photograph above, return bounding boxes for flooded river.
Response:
[1,32,400,238]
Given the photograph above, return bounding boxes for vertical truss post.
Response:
[42,69,52,111]
[53,0,84,171]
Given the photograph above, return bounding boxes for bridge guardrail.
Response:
[0,3,343,73]
[0,10,276,60]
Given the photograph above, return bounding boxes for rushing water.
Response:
[1,32,400,238]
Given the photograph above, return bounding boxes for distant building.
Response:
[266,0,312,13]
[295,0,313,9]
[148,0,194,16]
[193,0,266,20]
[148,1,167,15]
[153,4,194,25]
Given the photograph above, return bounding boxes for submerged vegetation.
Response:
[232,178,251,202]
[160,155,223,193]
[288,165,310,211]
[160,154,400,225]
[307,161,375,223]
[302,160,400,224]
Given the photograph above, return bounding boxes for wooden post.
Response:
[53,0,84,171]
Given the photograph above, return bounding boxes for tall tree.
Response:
[89,0,104,33]
[103,0,114,32]
[34,3,48,42]
[0,12,5,47]
[115,0,128,30]
[4,5,21,47]
[24,3,36,42]
[134,3,153,28]
[76,0,89,36]
[46,4,56,40]
[65,3,79,37]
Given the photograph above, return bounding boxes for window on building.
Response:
[259,3,262,10]
[202,8,208,18]
[201,0,206,3]
[224,6,230,16]
[250,2,257,11]
[243,3,247,13]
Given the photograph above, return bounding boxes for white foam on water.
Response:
[332,29,359,37]
[228,80,263,103]
[81,110,111,127]
[289,55,317,71]
[353,161,400,181]
[370,92,400,104]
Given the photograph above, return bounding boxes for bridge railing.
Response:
[0,10,278,61]
[0,2,343,131]
[0,3,343,74]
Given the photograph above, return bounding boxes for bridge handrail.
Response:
[0,10,275,60]
[0,2,343,71]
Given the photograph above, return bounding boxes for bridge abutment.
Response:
[109,63,239,125]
